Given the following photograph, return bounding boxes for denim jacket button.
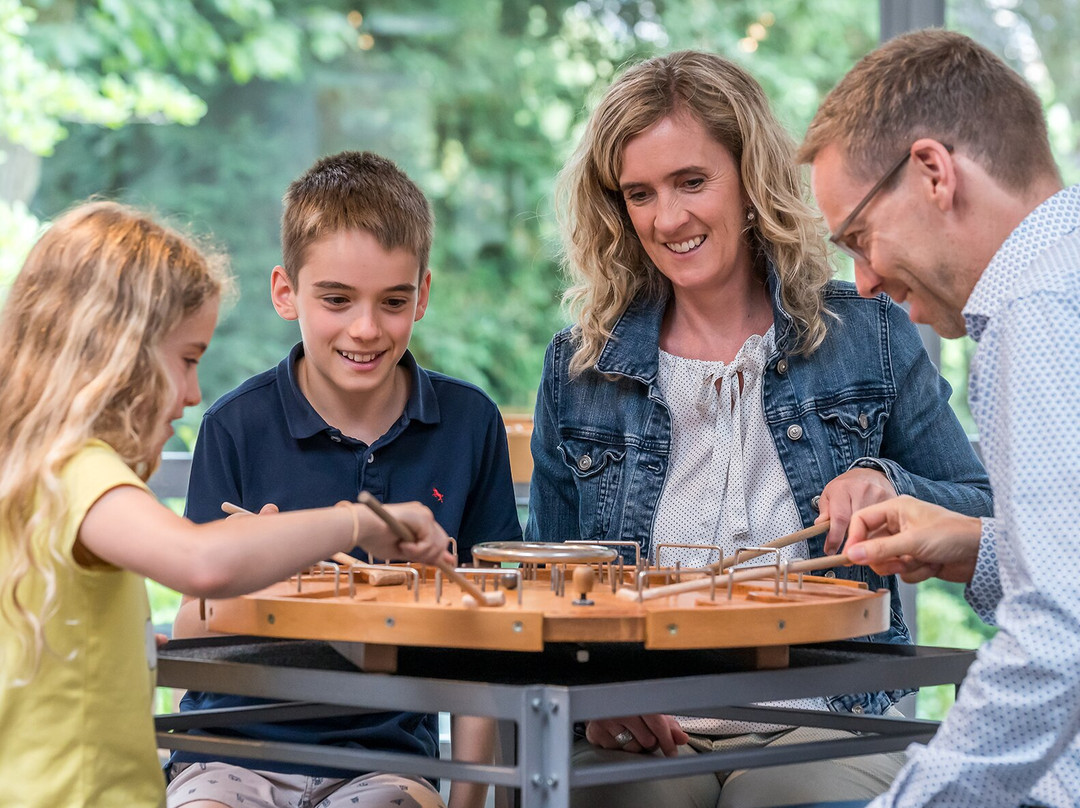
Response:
[811,495,821,512]
[858,412,870,429]
[824,570,836,578]
[786,424,803,441]
[776,358,789,374]
[577,454,593,471]
[851,704,864,714]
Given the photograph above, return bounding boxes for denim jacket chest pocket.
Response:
[814,400,890,472]
[558,437,626,539]
[556,434,668,551]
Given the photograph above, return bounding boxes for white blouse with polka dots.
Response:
[655,325,828,734]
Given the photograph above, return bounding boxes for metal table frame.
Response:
[155,638,973,808]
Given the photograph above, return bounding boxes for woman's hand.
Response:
[816,467,897,554]
[584,714,688,757]
[845,495,981,584]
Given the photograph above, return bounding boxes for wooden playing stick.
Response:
[357,491,504,607]
[617,521,843,603]
[714,520,831,572]
[220,501,251,516]
[617,553,850,602]
[219,501,406,586]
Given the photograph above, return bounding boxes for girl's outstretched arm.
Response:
[76,485,453,598]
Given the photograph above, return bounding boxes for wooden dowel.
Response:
[614,572,709,602]
[777,554,850,575]
[330,553,407,586]
[715,520,831,571]
[618,553,850,602]
[357,491,504,607]
[617,520,844,603]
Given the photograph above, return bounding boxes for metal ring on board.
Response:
[472,541,618,565]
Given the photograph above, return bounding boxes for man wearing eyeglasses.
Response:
[799,27,1078,808]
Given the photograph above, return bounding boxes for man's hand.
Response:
[817,467,897,554]
[845,495,981,584]
[584,714,689,757]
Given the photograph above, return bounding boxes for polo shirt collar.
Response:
[964,184,1080,341]
[402,351,441,426]
[275,343,440,440]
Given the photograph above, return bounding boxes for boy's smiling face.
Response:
[272,229,429,420]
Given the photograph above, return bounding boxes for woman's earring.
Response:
[746,207,756,222]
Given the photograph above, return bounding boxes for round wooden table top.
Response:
[203,552,889,656]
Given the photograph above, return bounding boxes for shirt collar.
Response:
[402,350,441,426]
[595,294,666,381]
[963,184,1080,341]
[595,260,791,381]
[275,343,440,440]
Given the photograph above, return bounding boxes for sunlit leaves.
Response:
[0,198,40,286]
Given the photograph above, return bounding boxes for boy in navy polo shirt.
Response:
[166,151,522,808]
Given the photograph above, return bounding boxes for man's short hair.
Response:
[281,151,433,283]
[798,28,1059,191]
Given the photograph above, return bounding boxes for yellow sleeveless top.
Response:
[0,441,163,807]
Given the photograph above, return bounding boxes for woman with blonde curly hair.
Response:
[0,200,452,807]
[525,51,992,807]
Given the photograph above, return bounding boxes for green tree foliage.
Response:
[1,0,207,279]
[12,0,1079,420]
[28,0,879,426]
[953,0,1080,184]
[1,0,355,282]
[0,0,207,156]
[915,578,996,718]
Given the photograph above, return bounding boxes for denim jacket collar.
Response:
[594,262,795,380]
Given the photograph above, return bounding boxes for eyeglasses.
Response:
[828,144,953,261]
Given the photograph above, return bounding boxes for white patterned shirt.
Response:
[654,326,808,568]
[655,327,828,733]
[872,184,1080,807]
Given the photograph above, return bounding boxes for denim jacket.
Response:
[526,275,993,714]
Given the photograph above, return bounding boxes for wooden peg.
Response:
[572,565,595,606]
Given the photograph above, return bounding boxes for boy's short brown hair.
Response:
[280,151,433,283]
